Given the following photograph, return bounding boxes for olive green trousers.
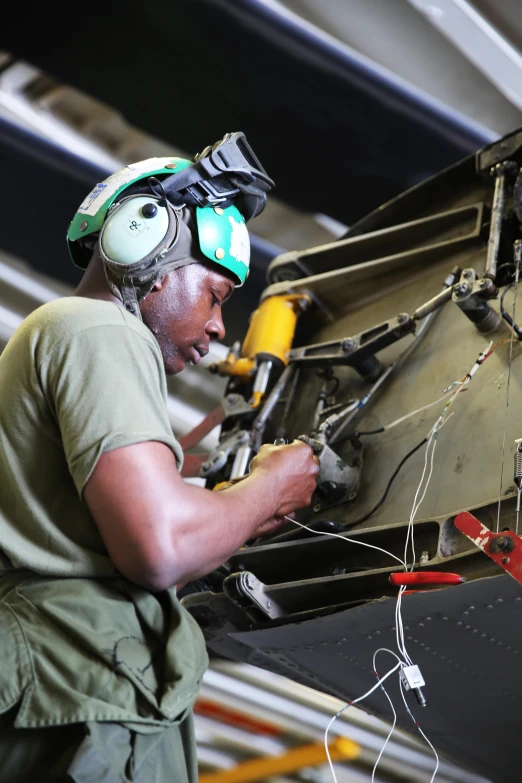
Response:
[0,706,198,783]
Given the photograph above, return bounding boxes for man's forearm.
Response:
[85,440,316,593]
[158,471,278,588]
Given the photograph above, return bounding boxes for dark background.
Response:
[0,0,491,336]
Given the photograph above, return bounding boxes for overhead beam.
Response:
[218,0,495,150]
[407,0,522,112]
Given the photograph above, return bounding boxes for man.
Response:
[0,133,318,782]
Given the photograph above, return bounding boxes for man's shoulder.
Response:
[22,298,155,350]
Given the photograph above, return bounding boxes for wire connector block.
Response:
[400,664,425,691]
[400,664,427,707]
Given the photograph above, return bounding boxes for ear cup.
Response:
[100,196,170,265]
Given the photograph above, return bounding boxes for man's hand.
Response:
[214,441,319,517]
[214,443,318,541]
[249,441,320,517]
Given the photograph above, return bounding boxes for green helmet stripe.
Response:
[196,205,249,286]
[67,155,250,286]
[68,158,192,251]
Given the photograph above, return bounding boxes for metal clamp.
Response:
[298,434,362,510]
[451,268,500,334]
[224,571,285,620]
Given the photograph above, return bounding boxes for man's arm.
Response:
[84,440,318,591]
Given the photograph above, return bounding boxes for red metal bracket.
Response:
[454,511,522,585]
[179,404,227,478]
[178,404,226,452]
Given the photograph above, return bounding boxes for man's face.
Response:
[140,262,235,374]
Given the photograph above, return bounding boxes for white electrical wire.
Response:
[281,345,493,783]
[281,515,437,781]
[402,340,491,574]
[377,384,461,432]
[399,679,440,783]
[283,516,416,668]
[403,432,436,570]
[323,660,402,783]
[282,516,407,570]
[395,585,413,666]
[497,269,520,532]
[371,649,401,782]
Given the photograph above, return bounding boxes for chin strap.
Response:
[118,278,142,320]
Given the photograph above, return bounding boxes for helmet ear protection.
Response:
[100,195,177,267]
[99,194,182,318]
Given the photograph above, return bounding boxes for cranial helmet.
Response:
[67,132,274,318]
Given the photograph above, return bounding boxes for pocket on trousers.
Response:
[67,723,133,783]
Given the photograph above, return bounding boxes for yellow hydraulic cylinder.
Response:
[215,293,310,381]
[199,738,360,783]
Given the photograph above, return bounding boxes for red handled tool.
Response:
[389,572,466,587]
[389,571,465,594]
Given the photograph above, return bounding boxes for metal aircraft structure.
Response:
[180,128,522,783]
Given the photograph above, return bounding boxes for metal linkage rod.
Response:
[486,160,517,281]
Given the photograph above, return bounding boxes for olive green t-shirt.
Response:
[0,298,208,731]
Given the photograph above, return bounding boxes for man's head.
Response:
[140,260,235,374]
[67,132,273,317]
[67,132,273,372]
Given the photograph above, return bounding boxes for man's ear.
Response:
[150,275,167,292]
